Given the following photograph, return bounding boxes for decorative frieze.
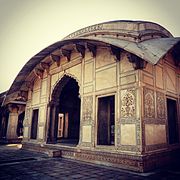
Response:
[144,88,155,118]
[118,145,140,152]
[61,149,142,172]
[121,89,136,118]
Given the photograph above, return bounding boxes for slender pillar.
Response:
[46,103,51,143]
[47,102,59,143]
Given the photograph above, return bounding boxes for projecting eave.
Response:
[3,36,180,105]
[79,36,180,65]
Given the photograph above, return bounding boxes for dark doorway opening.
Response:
[167,98,179,144]
[57,77,80,145]
[31,109,39,139]
[0,110,9,139]
[17,111,25,137]
[97,95,115,145]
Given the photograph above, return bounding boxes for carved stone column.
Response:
[47,101,59,143]
[6,104,19,142]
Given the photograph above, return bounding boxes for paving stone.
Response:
[0,144,180,179]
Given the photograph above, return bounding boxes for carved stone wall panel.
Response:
[38,126,44,139]
[144,88,155,118]
[24,108,31,126]
[96,48,115,69]
[116,124,121,146]
[39,106,46,123]
[156,91,166,119]
[23,127,29,138]
[33,78,41,91]
[155,66,163,89]
[118,122,141,150]
[145,124,167,145]
[84,62,93,84]
[121,89,136,118]
[82,125,92,142]
[41,79,47,97]
[120,124,136,145]
[166,66,176,92]
[82,96,93,122]
[32,91,40,105]
[95,66,117,91]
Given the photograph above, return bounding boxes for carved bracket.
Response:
[33,68,43,79]
[60,49,71,61]
[50,54,61,66]
[110,45,122,61]
[127,53,147,69]
[87,43,97,58]
[40,62,50,74]
[75,44,85,58]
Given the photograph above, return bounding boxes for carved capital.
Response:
[8,104,19,113]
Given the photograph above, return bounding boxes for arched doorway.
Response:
[48,75,81,145]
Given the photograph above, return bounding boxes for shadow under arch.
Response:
[47,75,81,146]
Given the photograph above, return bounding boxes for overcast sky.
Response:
[0,0,180,93]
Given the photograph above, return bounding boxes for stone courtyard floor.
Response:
[0,144,180,179]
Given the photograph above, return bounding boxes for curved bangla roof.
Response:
[3,20,180,105]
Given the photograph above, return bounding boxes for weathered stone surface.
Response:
[1,20,180,173]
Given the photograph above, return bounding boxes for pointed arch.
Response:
[48,74,81,145]
[51,73,81,103]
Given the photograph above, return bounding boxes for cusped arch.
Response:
[51,73,81,103]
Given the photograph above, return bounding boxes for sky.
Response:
[0,0,180,93]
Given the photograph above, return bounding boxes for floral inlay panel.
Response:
[82,96,93,122]
[144,88,155,118]
[121,89,136,118]
[156,91,166,119]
